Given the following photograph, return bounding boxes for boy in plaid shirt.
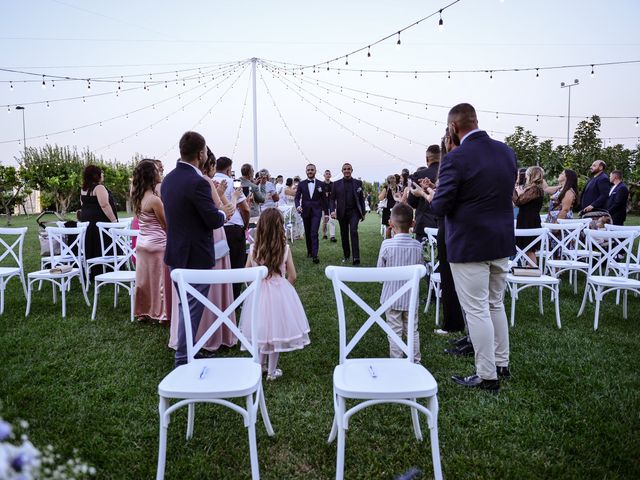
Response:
[376,203,424,362]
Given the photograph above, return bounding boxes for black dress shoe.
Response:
[323,235,328,239]
[352,259,360,266]
[313,257,320,264]
[330,237,337,243]
[444,343,475,357]
[448,335,471,346]
[451,374,500,392]
[497,366,511,379]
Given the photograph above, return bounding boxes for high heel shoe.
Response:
[266,369,283,381]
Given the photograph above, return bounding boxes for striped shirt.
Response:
[377,233,424,311]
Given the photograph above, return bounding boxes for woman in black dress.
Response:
[79,165,118,264]
[513,166,545,266]
[379,174,399,239]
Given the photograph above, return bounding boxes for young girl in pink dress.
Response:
[239,207,310,381]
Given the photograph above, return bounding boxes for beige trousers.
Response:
[449,258,510,380]
[385,308,421,363]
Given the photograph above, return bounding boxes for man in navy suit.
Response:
[581,160,611,213]
[162,131,232,367]
[607,170,629,225]
[430,103,517,393]
[295,163,326,263]
[331,163,367,265]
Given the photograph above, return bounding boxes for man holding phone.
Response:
[407,145,440,242]
[214,156,250,298]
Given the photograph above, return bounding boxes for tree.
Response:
[0,165,29,225]
[571,115,603,177]
[19,145,84,214]
[505,126,539,167]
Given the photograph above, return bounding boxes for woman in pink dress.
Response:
[132,160,170,322]
[239,208,311,381]
[169,152,241,351]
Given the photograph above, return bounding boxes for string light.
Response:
[447,71,450,79]
[591,64,595,77]
[536,68,539,78]
[9,81,13,91]
[345,56,349,66]
[82,97,86,104]
[46,101,50,108]
[636,117,639,127]
[438,9,444,31]
[52,80,55,88]
[87,80,91,90]
[367,46,371,58]
[490,71,493,80]
[396,32,401,48]
[41,75,46,89]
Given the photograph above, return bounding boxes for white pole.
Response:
[251,58,258,170]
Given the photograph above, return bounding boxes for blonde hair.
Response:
[525,166,544,189]
[253,208,287,278]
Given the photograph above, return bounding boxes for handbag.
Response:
[214,238,230,260]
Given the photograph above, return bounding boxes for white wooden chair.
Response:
[422,227,441,325]
[542,222,590,293]
[41,221,89,275]
[26,226,90,318]
[0,227,28,314]
[91,228,138,322]
[278,205,296,243]
[325,265,442,480]
[578,229,640,330]
[507,228,561,328]
[604,224,640,279]
[156,266,274,480]
[85,221,130,285]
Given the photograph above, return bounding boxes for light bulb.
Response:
[396,32,401,48]
[536,68,539,78]
[87,80,91,90]
[367,46,371,58]
[636,117,639,127]
[438,10,444,31]
[345,56,349,66]
[42,76,46,89]
[9,81,13,91]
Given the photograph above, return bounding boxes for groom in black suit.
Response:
[295,163,326,263]
[331,163,366,265]
[162,131,231,367]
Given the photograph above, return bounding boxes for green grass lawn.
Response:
[0,213,639,479]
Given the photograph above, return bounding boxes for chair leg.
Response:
[91,282,100,320]
[130,286,135,322]
[186,403,195,440]
[510,287,517,327]
[623,290,628,319]
[258,384,274,436]
[156,397,169,480]
[594,287,602,330]
[410,400,423,441]
[246,395,260,480]
[335,396,346,480]
[0,283,5,315]
[434,291,440,327]
[577,282,590,317]
[538,286,544,314]
[327,414,338,443]
[25,280,33,317]
[554,286,561,329]
[424,284,432,315]
[428,396,443,480]
[61,279,67,318]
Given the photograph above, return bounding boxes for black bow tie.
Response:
[308,180,315,184]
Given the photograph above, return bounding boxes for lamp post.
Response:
[15,105,26,156]
[560,79,579,146]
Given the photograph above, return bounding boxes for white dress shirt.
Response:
[213,172,246,227]
[307,178,316,198]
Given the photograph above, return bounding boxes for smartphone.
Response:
[233,180,242,189]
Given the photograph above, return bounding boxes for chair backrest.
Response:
[110,228,139,270]
[510,227,548,269]
[45,226,87,268]
[0,227,27,269]
[117,217,134,228]
[584,229,639,277]
[423,227,439,273]
[325,265,426,364]
[541,222,584,261]
[604,224,640,264]
[96,221,130,257]
[171,266,268,363]
[557,218,591,224]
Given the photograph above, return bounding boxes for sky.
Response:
[1,0,639,181]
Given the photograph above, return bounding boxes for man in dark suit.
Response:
[408,144,441,242]
[430,103,517,393]
[581,160,611,213]
[607,169,629,225]
[295,163,326,264]
[162,131,232,367]
[331,163,367,265]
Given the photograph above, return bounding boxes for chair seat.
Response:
[333,358,438,399]
[587,276,640,288]
[0,266,20,276]
[546,259,589,269]
[159,358,262,399]
[87,255,126,265]
[28,268,80,278]
[507,273,560,285]
[575,249,601,257]
[95,271,136,282]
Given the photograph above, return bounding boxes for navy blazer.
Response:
[607,182,629,225]
[294,179,326,218]
[581,172,611,210]
[162,162,226,269]
[431,131,517,263]
[331,178,366,221]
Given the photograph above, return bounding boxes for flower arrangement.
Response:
[0,417,95,480]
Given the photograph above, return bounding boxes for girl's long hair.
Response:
[524,166,544,190]
[558,168,579,206]
[253,208,287,278]
[131,159,159,215]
